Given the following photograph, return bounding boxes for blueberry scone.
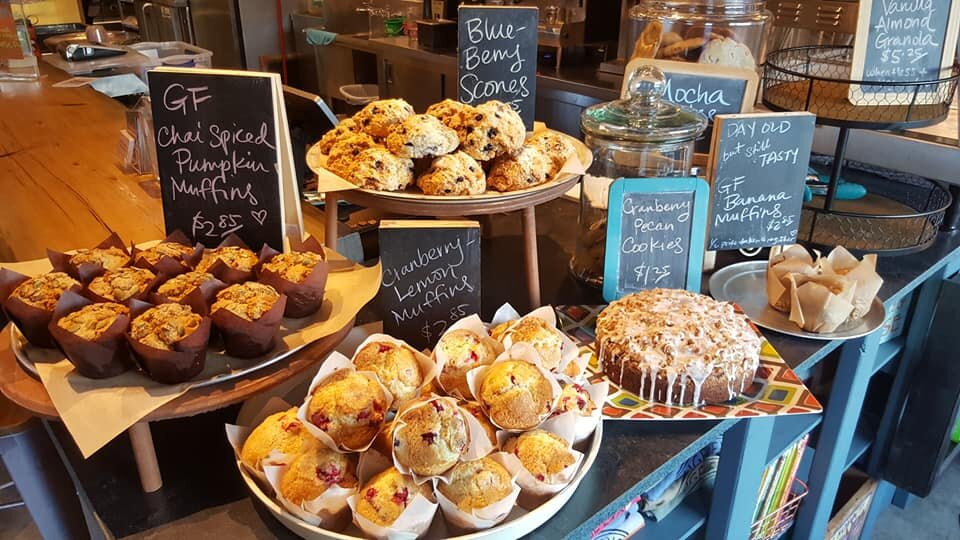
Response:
[347,147,415,192]
[417,151,486,196]
[325,132,379,178]
[526,131,577,178]
[457,100,526,161]
[385,114,459,158]
[317,118,359,154]
[354,99,415,139]
[486,145,552,192]
[425,99,474,131]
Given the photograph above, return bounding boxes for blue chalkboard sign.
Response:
[603,177,710,302]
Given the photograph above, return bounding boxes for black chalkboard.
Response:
[707,113,815,251]
[458,6,538,130]
[379,221,482,350]
[858,0,956,86]
[663,72,747,123]
[602,177,710,302]
[148,68,285,251]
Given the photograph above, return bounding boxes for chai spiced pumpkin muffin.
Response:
[393,399,469,477]
[155,271,217,302]
[261,251,324,284]
[279,446,358,505]
[135,242,195,268]
[68,246,129,272]
[195,246,258,275]
[502,429,575,481]
[435,329,498,398]
[211,282,280,321]
[87,267,156,303]
[129,303,203,351]
[56,302,130,341]
[306,370,388,450]
[353,341,423,403]
[241,408,318,473]
[355,467,430,527]
[10,272,80,311]
[479,360,554,430]
[438,457,513,512]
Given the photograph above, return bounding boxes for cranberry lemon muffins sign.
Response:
[147,68,303,252]
[458,6,538,130]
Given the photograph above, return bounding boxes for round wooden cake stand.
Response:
[0,321,354,494]
[325,176,580,309]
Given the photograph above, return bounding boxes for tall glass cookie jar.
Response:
[571,65,707,287]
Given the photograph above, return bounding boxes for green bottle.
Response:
[952,413,960,444]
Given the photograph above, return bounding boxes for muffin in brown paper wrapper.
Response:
[197,234,258,285]
[256,237,329,319]
[47,232,131,284]
[0,269,83,348]
[126,300,212,384]
[210,292,287,358]
[47,291,133,379]
[83,268,161,307]
[149,274,227,317]
[131,230,204,279]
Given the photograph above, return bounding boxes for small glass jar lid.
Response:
[580,64,707,144]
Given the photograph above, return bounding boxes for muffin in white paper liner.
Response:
[390,396,496,484]
[558,349,592,382]
[263,463,356,529]
[225,397,298,487]
[347,480,438,540]
[434,452,522,531]
[349,333,438,408]
[488,304,579,374]
[544,380,608,444]
[466,343,563,432]
[432,315,504,399]
[497,414,584,508]
[297,352,395,453]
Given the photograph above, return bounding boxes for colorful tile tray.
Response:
[555,305,823,421]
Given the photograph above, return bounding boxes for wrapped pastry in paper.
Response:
[766,245,816,312]
[822,246,883,320]
[541,380,607,445]
[347,466,438,540]
[263,451,358,530]
[349,334,437,409]
[496,413,584,509]
[434,452,521,531]
[225,398,316,487]
[489,303,579,374]
[130,230,203,278]
[432,314,502,399]
[787,273,857,334]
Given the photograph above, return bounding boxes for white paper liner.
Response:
[466,343,564,432]
[488,304,578,375]
[543,380,608,445]
[349,333,438,408]
[263,463,356,528]
[348,486,438,540]
[297,352,395,453]
[225,396,298,487]
[434,452,522,531]
[496,414,584,507]
[432,315,504,399]
[557,349,592,383]
[390,396,496,484]
[822,246,883,320]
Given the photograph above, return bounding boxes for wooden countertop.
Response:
[0,64,326,263]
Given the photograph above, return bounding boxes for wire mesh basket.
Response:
[762,46,959,129]
[800,156,952,254]
[750,479,809,540]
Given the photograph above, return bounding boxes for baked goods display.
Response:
[629,21,759,69]
[48,292,133,379]
[210,282,286,358]
[229,307,601,537]
[0,269,82,347]
[767,245,883,334]
[596,288,762,406]
[314,98,582,196]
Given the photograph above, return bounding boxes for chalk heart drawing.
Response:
[251,210,267,225]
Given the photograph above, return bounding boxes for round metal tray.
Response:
[710,261,885,340]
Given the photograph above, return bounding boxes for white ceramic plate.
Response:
[709,261,886,340]
[306,130,592,205]
[237,423,602,539]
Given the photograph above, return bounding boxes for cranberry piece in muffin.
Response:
[306,370,388,450]
[353,341,423,403]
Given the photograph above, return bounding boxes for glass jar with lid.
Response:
[625,0,771,70]
[571,64,707,287]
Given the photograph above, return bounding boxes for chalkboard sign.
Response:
[851,0,960,98]
[706,112,815,251]
[379,220,482,350]
[148,67,303,251]
[458,6,538,130]
[603,178,709,302]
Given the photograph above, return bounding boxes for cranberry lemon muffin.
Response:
[306,370,388,450]
[241,408,318,473]
[353,341,424,404]
[479,360,554,430]
[393,399,469,476]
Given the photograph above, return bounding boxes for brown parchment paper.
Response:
[8,241,382,458]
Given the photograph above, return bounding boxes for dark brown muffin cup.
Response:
[256,237,329,319]
[210,293,287,358]
[48,291,133,379]
[126,300,212,384]
[149,275,227,317]
[199,234,257,284]
[0,269,83,348]
[48,232,131,284]
[83,269,161,307]
[131,230,203,279]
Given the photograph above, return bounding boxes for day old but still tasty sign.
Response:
[603,177,710,302]
[706,112,815,251]
[148,67,303,252]
[379,220,481,350]
[458,6,538,129]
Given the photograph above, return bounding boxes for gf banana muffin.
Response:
[211,282,280,321]
[155,271,217,302]
[195,246,258,275]
[68,246,129,272]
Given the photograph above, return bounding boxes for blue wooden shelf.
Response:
[765,414,822,465]
[845,416,877,470]
[634,487,710,540]
[874,337,905,375]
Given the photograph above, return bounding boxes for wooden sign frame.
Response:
[149,67,303,252]
[602,177,710,302]
[848,0,960,105]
